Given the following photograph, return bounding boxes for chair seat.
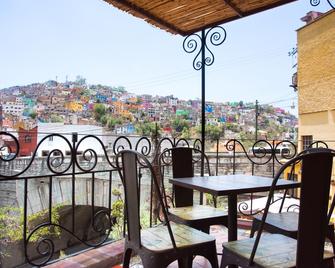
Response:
[141,222,215,252]
[169,205,227,221]
[254,212,299,233]
[254,212,335,234]
[223,234,334,268]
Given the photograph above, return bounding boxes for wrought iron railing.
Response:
[0,131,331,267]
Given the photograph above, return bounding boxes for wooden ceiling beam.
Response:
[104,0,297,36]
[223,0,244,17]
[110,0,185,35]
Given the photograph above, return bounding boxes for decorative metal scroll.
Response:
[0,131,20,162]
[0,132,155,266]
[230,139,328,216]
[225,139,297,166]
[310,0,335,9]
[183,26,227,70]
[0,131,329,265]
[25,215,112,266]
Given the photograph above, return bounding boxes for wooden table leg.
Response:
[228,194,237,241]
[227,194,237,268]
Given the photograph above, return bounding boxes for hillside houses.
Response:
[0,80,297,139]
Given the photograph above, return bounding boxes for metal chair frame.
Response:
[159,147,228,233]
[116,149,219,268]
[220,148,335,268]
[250,148,335,253]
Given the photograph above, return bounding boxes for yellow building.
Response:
[297,10,335,195]
[65,102,83,112]
[297,10,335,151]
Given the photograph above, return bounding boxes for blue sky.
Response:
[0,0,332,114]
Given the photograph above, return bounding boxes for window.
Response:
[25,135,32,143]
[52,151,61,156]
[42,150,50,156]
[302,135,313,150]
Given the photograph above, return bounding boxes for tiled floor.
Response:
[46,240,124,268]
[127,225,250,268]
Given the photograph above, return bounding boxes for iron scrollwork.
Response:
[183,26,227,71]
[25,215,113,266]
[0,131,19,162]
[225,139,299,216]
[310,0,335,9]
[113,136,132,155]
[135,137,152,156]
[2,131,328,265]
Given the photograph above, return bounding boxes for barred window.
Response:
[302,135,313,150]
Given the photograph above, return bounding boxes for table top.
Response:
[169,174,300,196]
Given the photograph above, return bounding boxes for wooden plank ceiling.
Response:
[103,0,296,35]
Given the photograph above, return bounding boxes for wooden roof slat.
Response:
[103,0,297,35]
[163,2,234,28]
[223,0,244,17]
[107,0,185,35]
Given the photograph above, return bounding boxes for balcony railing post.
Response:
[23,178,28,260]
[272,140,275,178]
[71,132,78,233]
[216,138,219,176]
[233,140,236,175]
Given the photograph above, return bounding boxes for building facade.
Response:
[297,10,335,150]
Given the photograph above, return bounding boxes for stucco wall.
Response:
[297,11,335,195]
[298,11,335,115]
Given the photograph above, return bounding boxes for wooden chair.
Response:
[116,149,218,268]
[220,148,335,268]
[250,149,335,254]
[159,147,228,233]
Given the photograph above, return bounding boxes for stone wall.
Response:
[298,10,335,115]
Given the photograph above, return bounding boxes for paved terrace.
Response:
[45,225,250,268]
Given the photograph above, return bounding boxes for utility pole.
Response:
[255,100,259,141]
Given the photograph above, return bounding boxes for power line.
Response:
[261,96,297,106]
[123,47,288,90]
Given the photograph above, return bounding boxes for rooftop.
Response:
[103,0,296,35]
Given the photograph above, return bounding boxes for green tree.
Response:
[107,117,124,130]
[225,122,240,132]
[29,111,37,120]
[239,131,254,149]
[206,125,222,140]
[50,114,64,123]
[100,115,108,126]
[196,124,223,141]
[135,122,161,137]
[180,127,191,140]
[94,103,106,122]
[171,117,189,136]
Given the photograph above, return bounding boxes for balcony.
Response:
[2,131,329,267]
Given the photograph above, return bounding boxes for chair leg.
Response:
[122,247,133,268]
[177,256,193,268]
[323,258,334,268]
[200,225,210,234]
[220,247,248,268]
[327,224,335,255]
[250,218,259,238]
[220,249,230,268]
[205,243,219,268]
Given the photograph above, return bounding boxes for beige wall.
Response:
[298,10,335,115]
[297,11,335,196]
[298,10,335,148]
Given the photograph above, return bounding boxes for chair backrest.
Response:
[159,147,211,207]
[250,148,335,267]
[116,150,177,249]
[296,150,333,267]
